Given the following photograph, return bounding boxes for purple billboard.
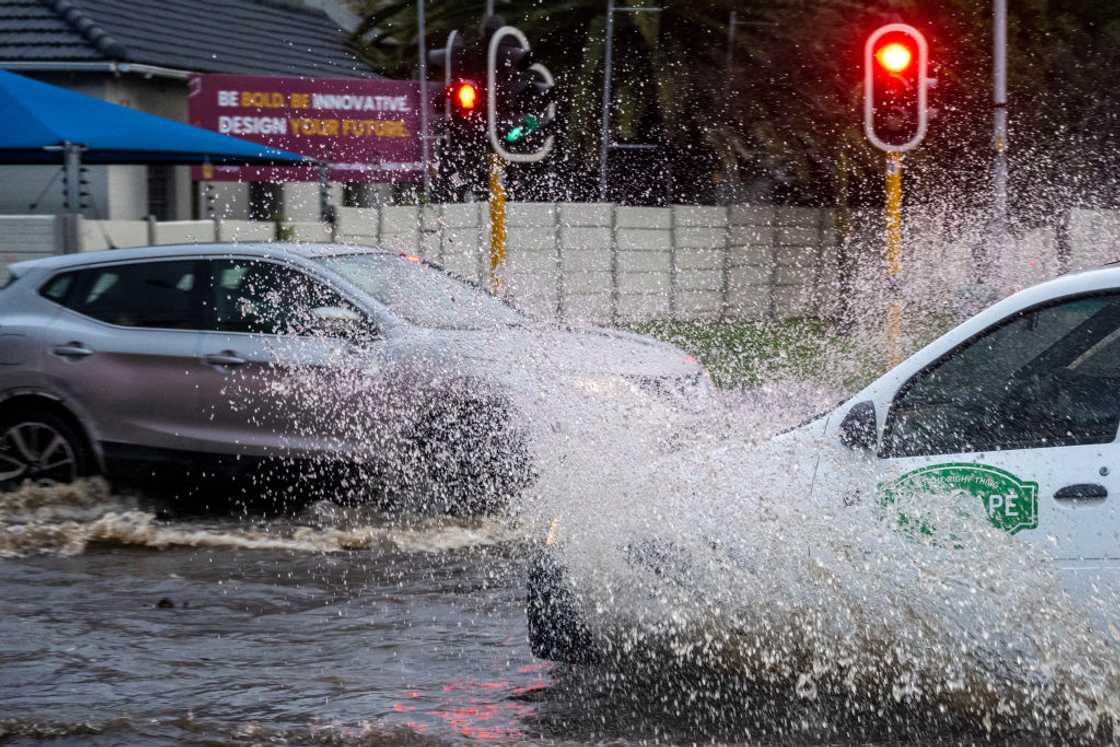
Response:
[188,74,423,183]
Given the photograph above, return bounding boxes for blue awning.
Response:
[0,70,308,166]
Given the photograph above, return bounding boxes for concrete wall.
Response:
[331,202,842,323]
[0,216,64,263]
[3,204,1118,325]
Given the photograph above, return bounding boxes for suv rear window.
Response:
[40,260,201,329]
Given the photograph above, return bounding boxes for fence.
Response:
[3,205,1119,324]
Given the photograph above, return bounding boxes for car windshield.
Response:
[316,253,526,330]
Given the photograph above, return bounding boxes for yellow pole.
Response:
[885,152,903,366]
[488,154,507,294]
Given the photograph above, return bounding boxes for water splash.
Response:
[0,478,520,558]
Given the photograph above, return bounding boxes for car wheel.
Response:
[527,550,598,664]
[411,396,534,515]
[0,410,96,491]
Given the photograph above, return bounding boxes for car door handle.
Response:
[51,342,93,359]
[204,351,247,367]
[1054,484,1108,501]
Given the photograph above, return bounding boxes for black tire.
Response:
[527,550,599,664]
[0,408,96,491]
[409,396,535,515]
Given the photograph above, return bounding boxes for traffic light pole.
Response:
[416,0,431,198]
[598,1,662,201]
[885,152,904,366]
[863,23,928,366]
[488,154,507,294]
[989,0,1008,279]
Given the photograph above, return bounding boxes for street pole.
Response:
[488,154,507,293]
[417,0,431,199]
[318,163,331,223]
[885,152,904,366]
[990,0,1008,278]
[598,0,615,201]
[63,141,82,213]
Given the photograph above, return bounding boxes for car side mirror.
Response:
[310,306,376,342]
[839,401,878,451]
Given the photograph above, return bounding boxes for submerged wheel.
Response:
[0,410,95,491]
[527,550,598,664]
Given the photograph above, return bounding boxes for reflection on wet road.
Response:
[1,540,553,745]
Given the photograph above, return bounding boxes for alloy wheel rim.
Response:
[0,422,77,485]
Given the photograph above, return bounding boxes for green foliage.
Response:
[631,319,833,388]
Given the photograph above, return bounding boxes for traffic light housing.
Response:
[864,23,929,152]
[426,19,556,199]
[487,25,555,163]
[428,29,489,198]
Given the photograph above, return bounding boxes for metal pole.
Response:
[724,11,737,94]
[721,11,738,203]
[598,0,615,201]
[63,142,82,213]
[417,0,431,199]
[991,0,1008,266]
[885,152,904,366]
[318,163,331,223]
[488,154,507,293]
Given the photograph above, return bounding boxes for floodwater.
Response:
[1,380,1118,745]
[1,521,544,745]
[0,501,1077,747]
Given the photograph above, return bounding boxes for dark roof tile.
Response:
[0,0,95,60]
[0,0,375,77]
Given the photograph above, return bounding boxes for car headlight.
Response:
[624,372,710,397]
[572,375,637,397]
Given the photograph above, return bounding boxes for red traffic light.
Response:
[455,82,478,110]
[447,79,482,119]
[875,42,913,74]
[864,24,929,152]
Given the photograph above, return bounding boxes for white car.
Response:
[529,264,1120,662]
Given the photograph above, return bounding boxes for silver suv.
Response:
[0,243,707,511]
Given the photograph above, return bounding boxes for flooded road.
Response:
[0,512,1089,747]
[1,383,1117,745]
[1,527,548,745]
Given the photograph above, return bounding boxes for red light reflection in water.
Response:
[388,661,553,742]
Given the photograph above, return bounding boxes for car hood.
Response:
[409,323,702,380]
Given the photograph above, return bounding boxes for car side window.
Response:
[39,261,201,329]
[882,292,1120,458]
[205,259,358,336]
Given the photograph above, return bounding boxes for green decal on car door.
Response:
[881,463,1039,535]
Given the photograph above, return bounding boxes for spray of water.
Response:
[506,213,1120,741]
[4,211,1119,741]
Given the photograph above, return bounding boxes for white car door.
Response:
[820,289,1120,563]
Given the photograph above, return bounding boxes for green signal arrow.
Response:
[504,115,541,143]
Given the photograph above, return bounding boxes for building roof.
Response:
[0,0,375,78]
